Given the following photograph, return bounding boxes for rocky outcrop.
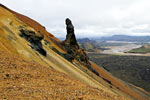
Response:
[63,18,99,76]
[64,18,79,49]
[19,29,46,56]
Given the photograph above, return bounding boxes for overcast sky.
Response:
[1,0,150,38]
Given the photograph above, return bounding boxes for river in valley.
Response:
[101,43,150,56]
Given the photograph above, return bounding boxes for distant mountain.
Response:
[77,38,96,43]
[77,38,105,52]
[99,35,150,42]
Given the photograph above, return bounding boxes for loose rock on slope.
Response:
[0,50,129,100]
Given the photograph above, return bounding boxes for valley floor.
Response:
[101,44,150,56]
[88,53,150,92]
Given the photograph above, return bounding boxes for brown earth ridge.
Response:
[0,4,150,100]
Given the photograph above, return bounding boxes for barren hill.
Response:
[0,4,150,100]
[0,50,127,100]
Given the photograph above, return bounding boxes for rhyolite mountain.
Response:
[98,35,150,43]
[0,4,150,100]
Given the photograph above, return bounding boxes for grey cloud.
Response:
[1,0,150,38]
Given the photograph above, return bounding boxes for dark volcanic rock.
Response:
[63,18,99,76]
[64,18,79,49]
[19,29,46,56]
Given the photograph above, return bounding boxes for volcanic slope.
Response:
[0,4,150,100]
[0,50,128,100]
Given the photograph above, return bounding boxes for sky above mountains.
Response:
[1,0,150,38]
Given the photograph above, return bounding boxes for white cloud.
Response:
[1,0,150,38]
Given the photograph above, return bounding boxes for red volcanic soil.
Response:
[0,50,127,100]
